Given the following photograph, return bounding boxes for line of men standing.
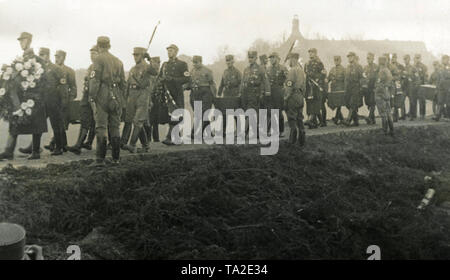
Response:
[2,32,449,163]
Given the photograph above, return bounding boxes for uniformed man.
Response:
[375,56,394,136]
[402,54,417,119]
[304,48,326,128]
[88,36,126,165]
[67,46,99,155]
[40,48,66,156]
[361,53,378,124]
[410,54,428,120]
[390,53,406,122]
[121,47,158,153]
[429,60,441,116]
[433,55,450,121]
[160,44,190,145]
[217,54,242,135]
[239,50,270,138]
[267,52,288,136]
[145,56,162,143]
[218,55,242,97]
[284,52,306,145]
[188,55,216,138]
[327,55,346,125]
[55,50,77,148]
[343,52,364,126]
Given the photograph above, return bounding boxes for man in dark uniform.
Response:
[55,50,77,150]
[430,60,441,116]
[410,54,428,120]
[327,55,346,125]
[343,52,364,126]
[188,55,216,138]
[402,54,417,119]
[390,53,406,122]
[361,52,378,124]
[145,56,162,143]
[375,56,394,136]
[267,52,288,136]
[122,47,158,153]
[239,50,271,138]
[68,46,98,155]
[433,55,450,121]
[218,55,241,98]
[89,36,126,165]
[160,44,190,145]
[0,32,48,160]
[284,52,306,145]
[304,48,326,128]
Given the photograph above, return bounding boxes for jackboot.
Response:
[298,129,306,147]
[18,142,32,154]
[82,124,96,150]
[320,109,327,127]
[393,108,399,122]
[0,134,17,160]
[120,122,132,149]
[137,129,150,153]
[111,136,121,164]
[289,126,297,144]
[123,126,141,153]
[28,134,42,160]
[67,128,89,155]
[388,118,395,137]
[381,118,388,135]
[44,138,55,152]
[162,124,176,146]
[91,136,107,167]
[61,130,68,152]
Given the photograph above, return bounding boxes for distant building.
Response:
[278,15,435,69]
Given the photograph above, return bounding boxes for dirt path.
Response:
[0,118,448,170]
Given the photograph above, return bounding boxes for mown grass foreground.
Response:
[1,125,450,259]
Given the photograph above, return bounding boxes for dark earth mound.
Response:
[1,125,450,259]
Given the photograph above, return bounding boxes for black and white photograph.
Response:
[0,0,450,267]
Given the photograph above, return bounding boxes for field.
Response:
[0,124,450,260]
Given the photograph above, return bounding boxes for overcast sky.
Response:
[1,0,450,69]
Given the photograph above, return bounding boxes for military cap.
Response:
[269,52,279,58]
[289,52,300,60]
[55,50,66,57]
[308,48,317,54]
[443,55,450,60]
[133,47,147,55]
[192,55,202,63]
[347,51,356,57]
[378,56,387,63]
[97,36,110,48]
[367,52,375,57]
[392,53,398,59]
[90,45,99,52]
[225,54,234,61]
[17,32,32,41]
[151,56,161,63]
[0,223,26,260]
[248,50,258,58]
[414,54,421,59]
[333,55,341,60]
[259,54,267,60]
[39,47,50,56]
[403,54,410,60]
[166,44,179,52]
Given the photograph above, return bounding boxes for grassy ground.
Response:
[1,124,450,260]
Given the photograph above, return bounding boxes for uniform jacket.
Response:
[328,65,346,92]
[218,66,242,97]
[239,63,270,96]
